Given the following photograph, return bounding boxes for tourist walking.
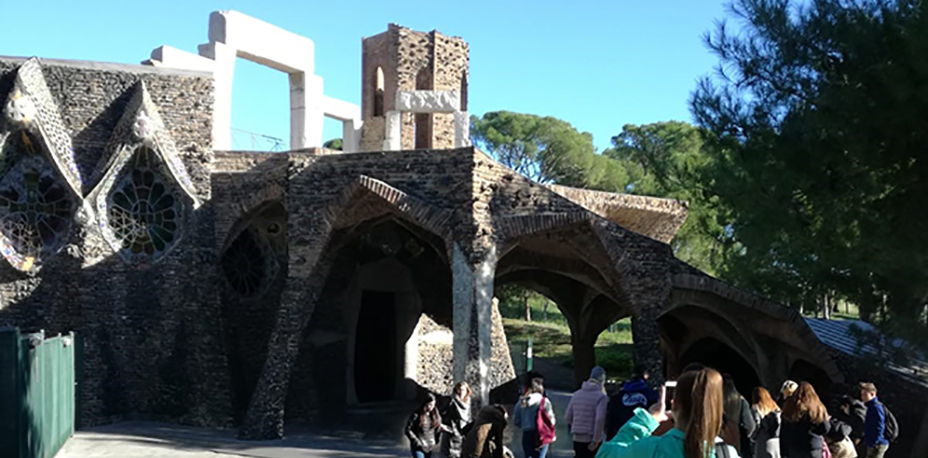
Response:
[834,395,866,444]
[780,382,831,458]
[721,375,757,457]
[441,382,473,458]
[824,407,856,458]
[751,387,781,458]
[605,365,658,440]
[595,365,740,458]
[858,383,890,458]
[565,366,609,458]
[461,404,508,458]
[514,376,556,458]
[406,393,443,458]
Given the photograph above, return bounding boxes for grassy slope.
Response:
[503,317,635,381]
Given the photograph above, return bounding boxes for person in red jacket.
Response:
[566,366,609,457]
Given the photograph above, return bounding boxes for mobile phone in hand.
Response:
[664,381,677,412]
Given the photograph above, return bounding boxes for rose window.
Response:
[221,226,278,298]
[0,130,73,270]
[106,146,182,260]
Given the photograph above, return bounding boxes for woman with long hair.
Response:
[721,376,757,456]
[441,382,473,458]
[595,366,740,458]
[406,393,443,458]
[751,387,781,458]
[780,382,831,458]
[513,377,555,458]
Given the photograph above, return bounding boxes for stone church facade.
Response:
[1,11,925,455]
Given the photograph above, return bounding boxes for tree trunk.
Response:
[823,293,831,320]
[860,282,877,323]
[524,291,531,322]
[543,301,548,322]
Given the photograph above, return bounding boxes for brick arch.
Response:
[215,183,285,246]
[670,274,844,385]
[322,175,453,241]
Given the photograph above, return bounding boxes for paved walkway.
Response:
[58,390,581,458]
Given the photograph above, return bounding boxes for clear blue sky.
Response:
[1,0,732,151]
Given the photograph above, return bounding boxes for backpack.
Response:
[880,402,899,443]
[535,396,556,447]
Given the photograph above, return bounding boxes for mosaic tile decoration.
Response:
[89,82,197,267]
[0,59,84,272]
[0,132,75,272]
[3,58,84,198]
[94,81,200,208]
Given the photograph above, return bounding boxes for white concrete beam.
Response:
[395,90,461,113]
[208,10,315,74]
[322,96,361,124]
[149,46,216,73]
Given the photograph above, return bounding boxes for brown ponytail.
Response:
[676,368,724,458]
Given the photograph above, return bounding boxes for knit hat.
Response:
[781,380,798,397]
[590,366,606,383]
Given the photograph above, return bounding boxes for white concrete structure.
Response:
[383,90,470,151]
[146,11,362,152]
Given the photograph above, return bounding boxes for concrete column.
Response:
[289,72,324,149]
[451,244,497,405]
[198,41,236,150]
[454,110,471,148]
[383,110,402,151]
[571,333,597,390]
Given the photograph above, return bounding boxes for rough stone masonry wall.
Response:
[0,58,231,427]
[431,33,468,150]
[394,28,435,151]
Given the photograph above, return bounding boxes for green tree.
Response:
[604,122,728,275]
[471,111,623,188]
[692,0,928,340]
[323,138,343,150]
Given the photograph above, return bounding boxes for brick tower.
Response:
[360,24,469,151]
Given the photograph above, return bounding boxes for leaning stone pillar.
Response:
[630,310,664,385]
[451,243,497,405]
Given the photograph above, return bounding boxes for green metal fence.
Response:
[509,338,533,377]
[0,328,77,458]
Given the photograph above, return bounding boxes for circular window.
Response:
[107,146,182,261]
[220,226,279,298]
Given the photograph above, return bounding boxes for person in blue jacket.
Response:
[605,365,659,440]
[595,365,740,458]
[858,382,889,458]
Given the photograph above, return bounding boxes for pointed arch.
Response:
[373,67,385,117]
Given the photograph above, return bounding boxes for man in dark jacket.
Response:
[836,395,867,441]
[859,382,890,458]
[605,365,658,441]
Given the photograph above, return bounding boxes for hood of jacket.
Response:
[581,380,605,393]
[622,378,649,392]
[521,392,543,406]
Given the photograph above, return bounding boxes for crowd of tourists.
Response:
[404,364,897,458]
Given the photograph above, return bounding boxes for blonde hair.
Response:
[752,387,779,418]
[782,382,829,424]
[453,381,472,404]
[676,367,725,458]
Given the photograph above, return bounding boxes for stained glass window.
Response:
[221,226,278,298]
[0,130,73,269]
[107,146,182,260]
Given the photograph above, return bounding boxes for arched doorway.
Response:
[678,337,761,396]
[286,216,452,419]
